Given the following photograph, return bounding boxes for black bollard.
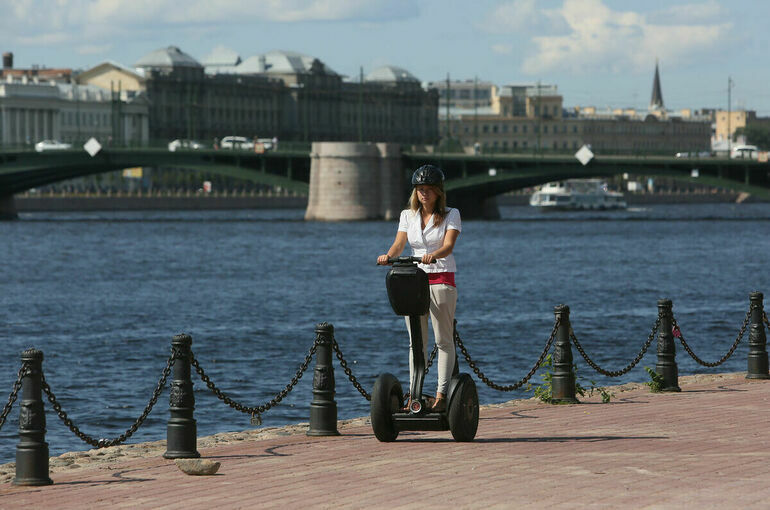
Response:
[163,333,200,459]
[655,299,681,392]
[307,322,340,436]
[551,305,579,404]
[13,349,53,486]
[746,291,770,379]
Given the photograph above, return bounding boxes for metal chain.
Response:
[424,345,438,376]
[0,364,27,432]
[191,339,318,418]
[455,317,561,391]
[331,337,373,401]
[674,307,752,367]
[570,316,661,377]
[41,353,175,448]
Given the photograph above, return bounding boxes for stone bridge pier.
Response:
[305,142,405,221]
[304,142,501,221]
[0,195,18,220]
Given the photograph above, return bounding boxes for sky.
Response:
[3,0,770,114]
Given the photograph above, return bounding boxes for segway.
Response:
[371,256,479,442]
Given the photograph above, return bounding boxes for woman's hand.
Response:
[421,253,437,264]
[377,254,391,265]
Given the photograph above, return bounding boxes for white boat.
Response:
[529,179,627,211]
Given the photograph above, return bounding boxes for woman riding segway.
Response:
[376,164,462,413]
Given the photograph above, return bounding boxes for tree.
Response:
[734,124,770,149]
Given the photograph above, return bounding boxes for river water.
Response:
[1,203,769,463]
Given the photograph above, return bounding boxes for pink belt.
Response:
[427,272,455,287]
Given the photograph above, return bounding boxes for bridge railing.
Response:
[1,292,768,484]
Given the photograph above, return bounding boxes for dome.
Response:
[236,50,337,75]
[134,46,202,69]
[365,65,419,83]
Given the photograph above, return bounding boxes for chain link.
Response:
[42,353,175,448]
[455,317,561,391]
[571,316,661,377]
[0,364,27,432]
[191,339,318,417]
[331,337,373,401]
[674,307,752,367]
[424,345,438,376]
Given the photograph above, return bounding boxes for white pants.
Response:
[405,284,457,396]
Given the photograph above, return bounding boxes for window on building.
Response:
[483,125,488,133]
[523,125,528,133]
[513,125,518,133]
[543,125,548,134]
[493,125,498,133]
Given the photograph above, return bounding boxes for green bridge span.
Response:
[1,147,769,219]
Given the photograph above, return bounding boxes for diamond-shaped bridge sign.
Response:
[575,144,594,166]
[84,137,102,157]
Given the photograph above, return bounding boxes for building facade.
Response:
[0,76,149,148]
[78,46,439,146]
[439,65,711,155]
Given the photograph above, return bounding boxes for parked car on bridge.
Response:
[168,139,204,152]
[730,144,759,160]
[675,151,712,158]
[34,140,72,152]
[220,136,254,150]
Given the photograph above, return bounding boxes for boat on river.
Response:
[529,179,627,211]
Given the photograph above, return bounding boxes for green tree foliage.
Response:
[734,124,770,149]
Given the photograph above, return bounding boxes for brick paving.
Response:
[2,372,770,509]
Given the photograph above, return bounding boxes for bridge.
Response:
[1,145,769,219]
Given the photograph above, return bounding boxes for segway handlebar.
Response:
[387,256,423,265]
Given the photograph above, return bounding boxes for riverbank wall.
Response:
[14,190,757,213]
[15,193,307,212]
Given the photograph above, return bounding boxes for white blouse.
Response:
[398,207,461,273]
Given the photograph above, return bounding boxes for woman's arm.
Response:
[422,229,459,264]
[377,231,408,265]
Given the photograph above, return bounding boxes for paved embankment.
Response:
[1,372,769,509]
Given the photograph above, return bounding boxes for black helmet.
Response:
[411,165,445,187]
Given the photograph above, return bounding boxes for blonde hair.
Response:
[408,185,448,225]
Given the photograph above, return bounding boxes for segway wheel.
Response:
[371,373,403,442]
[448,376,479,442]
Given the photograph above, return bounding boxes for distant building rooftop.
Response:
[365,65,419,83]
[235,50,337,75]
[135,46,202,69]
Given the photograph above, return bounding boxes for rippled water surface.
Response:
[1,203,769,463]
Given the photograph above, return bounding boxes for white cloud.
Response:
[481,0,567,34]
[1,0,418,49]
[517,0,731,75]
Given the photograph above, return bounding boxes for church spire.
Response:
[650,59,664,111]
